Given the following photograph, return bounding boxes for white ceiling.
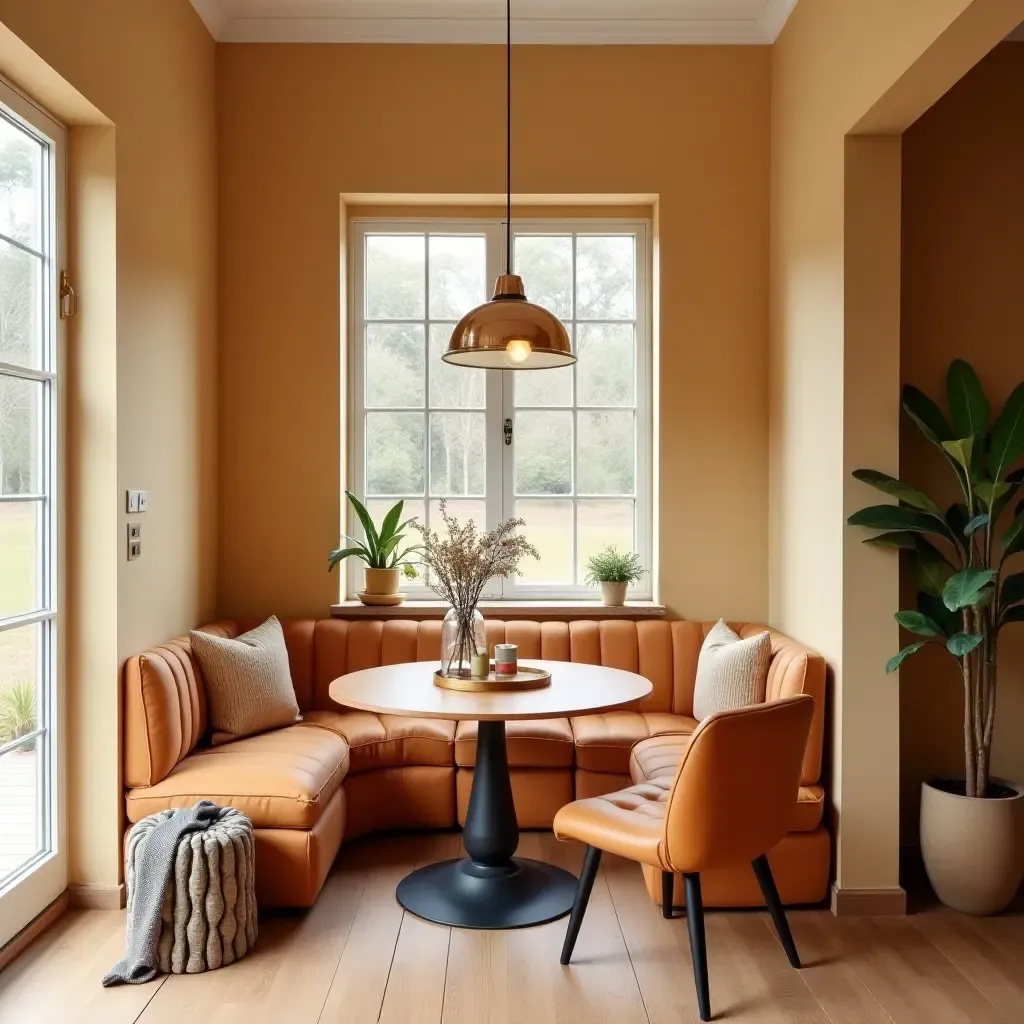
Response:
[189,0,799,44]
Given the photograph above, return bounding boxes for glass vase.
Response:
[440,606,486,677]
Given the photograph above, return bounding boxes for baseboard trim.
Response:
[68,883,125,910]
[831,882,907,916]
[0,891,69,973]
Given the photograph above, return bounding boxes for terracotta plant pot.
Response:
[920,777,1024,915]
[363,567,401,597]
[600,581,628,607]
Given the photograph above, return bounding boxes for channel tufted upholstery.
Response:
[123,617,829,909]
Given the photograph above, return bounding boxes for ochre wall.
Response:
[900,41,1024,841]
[0,0,218,888]
[216,44,771,623]
[770,0,1024,895]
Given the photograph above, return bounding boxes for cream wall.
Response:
[0,0,218,888]
[770,0,1024,898]
[900,41,1024,841]
[216,44,771,623]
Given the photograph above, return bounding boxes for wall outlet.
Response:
[128,539,142,561]
[128,522,142,542]
[138,490,149,512]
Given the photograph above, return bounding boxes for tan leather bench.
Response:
[123,618,828,909]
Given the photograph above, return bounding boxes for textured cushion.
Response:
[125,723,349,829]
[303,709,455,772]
[692,619,770,721]
[190,616,301,745]
[570,712,698,774]
[455,718,574,768]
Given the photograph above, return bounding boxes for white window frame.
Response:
[347,217,652,602]
[0,78,66,949]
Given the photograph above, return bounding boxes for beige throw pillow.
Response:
[692,619,771,721]
[189,616,300,745]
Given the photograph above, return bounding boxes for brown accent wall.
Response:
[900,41,1024,841]
[216,44,771,623]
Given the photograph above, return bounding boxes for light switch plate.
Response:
[126,490,140,513]
[138,490,149,512]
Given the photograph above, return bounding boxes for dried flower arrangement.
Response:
[415,499,539,676]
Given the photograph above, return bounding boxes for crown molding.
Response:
[190,0,229,39]
[195,0,797,44]
[220,15,771,44]
[760,0,798,41]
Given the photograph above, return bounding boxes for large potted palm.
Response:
[848,360,1024,914]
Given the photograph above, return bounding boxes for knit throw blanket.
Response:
[103,802,255,986]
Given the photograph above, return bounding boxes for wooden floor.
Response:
[2,832,1023,1024]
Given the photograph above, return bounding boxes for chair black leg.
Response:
[752,854,801,968]
[661,871,674,918]
[684,873,712,1022]
[560,846,603,965]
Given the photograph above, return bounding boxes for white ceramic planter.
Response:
[600,581,628,607]
[920,777,1024,915]
[363,567,401,596]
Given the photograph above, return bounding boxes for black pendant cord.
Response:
[505,0,512,275]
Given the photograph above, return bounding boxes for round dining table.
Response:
[329,659,652,930]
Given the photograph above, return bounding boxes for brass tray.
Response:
[433,663,551,692]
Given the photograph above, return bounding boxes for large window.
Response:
[349,219,651,599]
[0,82,64,948]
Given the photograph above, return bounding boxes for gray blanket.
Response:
[103,801,222,987]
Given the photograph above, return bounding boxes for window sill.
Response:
[330,600,666,620]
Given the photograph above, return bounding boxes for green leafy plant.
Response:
[847,359,1024,798]
[583,546,647,586]
[328,492,423,573]
[0,681,37,746]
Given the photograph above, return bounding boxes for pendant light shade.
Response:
[443,0,574,371]
[443,274,575,369]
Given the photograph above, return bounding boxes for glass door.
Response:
[0,79,65,948]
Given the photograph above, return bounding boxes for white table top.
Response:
[328,659,652,722]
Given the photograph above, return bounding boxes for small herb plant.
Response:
[584,546,647,586]
[328,491,423,574]
[0,682,37,746]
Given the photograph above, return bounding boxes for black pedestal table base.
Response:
[396,719,577,929]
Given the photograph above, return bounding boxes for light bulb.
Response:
[505,338,532,365]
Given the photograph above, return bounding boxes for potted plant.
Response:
[328,491,422,605]
[584,546,647,607]
[848,359,1024,914]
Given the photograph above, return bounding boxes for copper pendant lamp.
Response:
[443,0,575,370]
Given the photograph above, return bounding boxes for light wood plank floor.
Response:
[2,832,1022,1024]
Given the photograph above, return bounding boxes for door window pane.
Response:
[365,235,425,319]
[365,324,424,408]
[429,235,486,319]
[0,501,41,618]
[515,330,573,407]
[0,240,42,369]
[0,117,43,251]
[516,499,572,584]
[429,412,485,497]
[576,236,634,320]
[0,375,41,494]
[366,412,424,495]
[515,411,572,495]
[0,622,42,885]
[514,235,572,318]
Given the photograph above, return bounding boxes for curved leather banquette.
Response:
[123,618,829,909]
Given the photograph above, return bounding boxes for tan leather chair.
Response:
[553,695,814,1022]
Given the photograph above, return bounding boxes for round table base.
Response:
[396,856,577,929]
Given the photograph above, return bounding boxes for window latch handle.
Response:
[504,418,513,446]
